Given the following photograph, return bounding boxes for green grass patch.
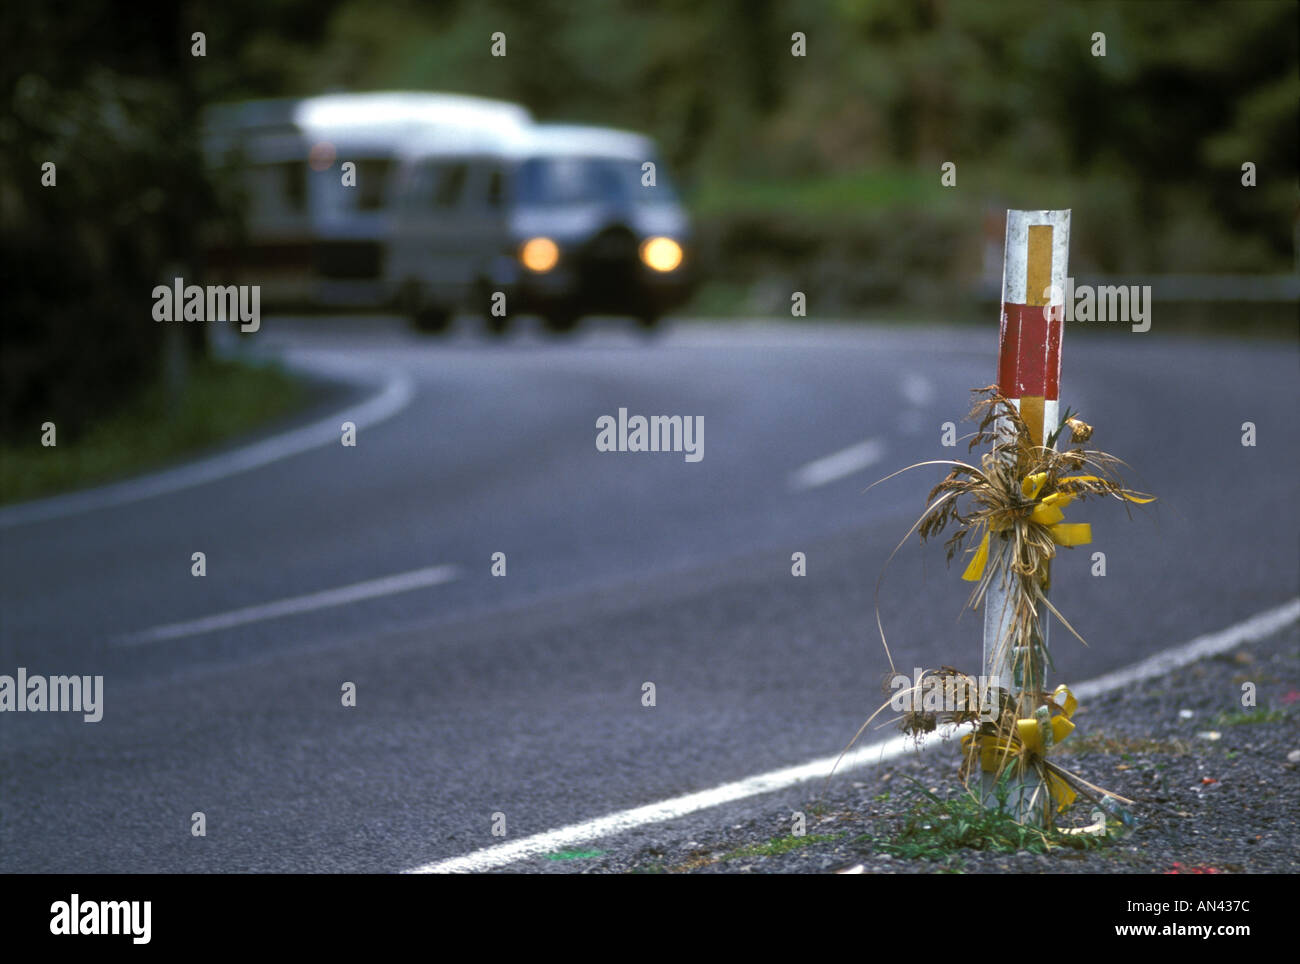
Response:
[681,281,755,318]
[691,167,952,219]
[1209,707,1290,727]
[723,833,841,861]
[1,358,307,505]
[867,781,1117,864]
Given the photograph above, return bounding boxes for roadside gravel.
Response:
[581,621,1298,874]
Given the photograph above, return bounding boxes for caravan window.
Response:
[316,156,394,217]
[244,161,307,216]
[354,158,392,211]
[396,160,458,208]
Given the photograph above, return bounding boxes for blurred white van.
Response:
[202,92,532,309]
[388,123,696,333]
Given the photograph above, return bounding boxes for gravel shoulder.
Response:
[571,620,1299,874]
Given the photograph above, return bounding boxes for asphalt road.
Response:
[1,316,1296,872]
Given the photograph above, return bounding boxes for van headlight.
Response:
[639,237,683,272]
[520,237,560,273]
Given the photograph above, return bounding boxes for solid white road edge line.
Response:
[406,596,1300,873]
[789,438,887,491]
[115,564,461,646]
[0,364,415,529]
[1070,597,1300,701]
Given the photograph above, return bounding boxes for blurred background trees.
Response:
[1,0,341,442]
[287,0,1295,282]
[3,0,1295,439]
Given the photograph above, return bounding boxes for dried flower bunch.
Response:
[839,387,1155,825]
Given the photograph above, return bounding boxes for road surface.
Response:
[1,316,1296,872]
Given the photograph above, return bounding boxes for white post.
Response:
[980,209,1070,822]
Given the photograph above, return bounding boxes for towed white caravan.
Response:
[387,123,696,334]
[202,92,532,309]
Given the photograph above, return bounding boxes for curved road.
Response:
[1,316,1296,872]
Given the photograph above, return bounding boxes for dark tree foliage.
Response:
[0,0,342,441]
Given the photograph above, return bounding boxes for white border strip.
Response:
[1001,209,1070,306]
[0,364,414,530]
[406,597,1300,873]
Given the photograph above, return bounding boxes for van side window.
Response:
[407,162,436,208]
[433,163,468,208]
[485,168,504,208]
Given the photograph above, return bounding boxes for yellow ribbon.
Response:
[960,473,1152,582]
[961,684,1080,812]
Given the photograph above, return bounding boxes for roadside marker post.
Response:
[982,209,1070,821]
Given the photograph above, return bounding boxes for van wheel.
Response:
[542,310,579,334]
[636,312,661,330]
[412,304,453,334]
[484,313,511,337]
[400,282,452,334]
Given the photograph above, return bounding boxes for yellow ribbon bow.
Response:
[961,684,1080,812]
[960,473,1152,582]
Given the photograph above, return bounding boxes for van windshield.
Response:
[516,156,678,205]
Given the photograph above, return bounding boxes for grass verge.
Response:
[864,781,1119,867]
[1,358,308,505]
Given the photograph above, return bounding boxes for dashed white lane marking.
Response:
[0,366,415,529]
[115,564,461,646]
[788,438,887,491]
[900,373,935,407]
[406,597,1300,873]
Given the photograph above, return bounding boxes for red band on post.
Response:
[1044,308,1062,400]
[997,302,1062,400]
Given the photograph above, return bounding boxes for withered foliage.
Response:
[831,388,1155,825]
